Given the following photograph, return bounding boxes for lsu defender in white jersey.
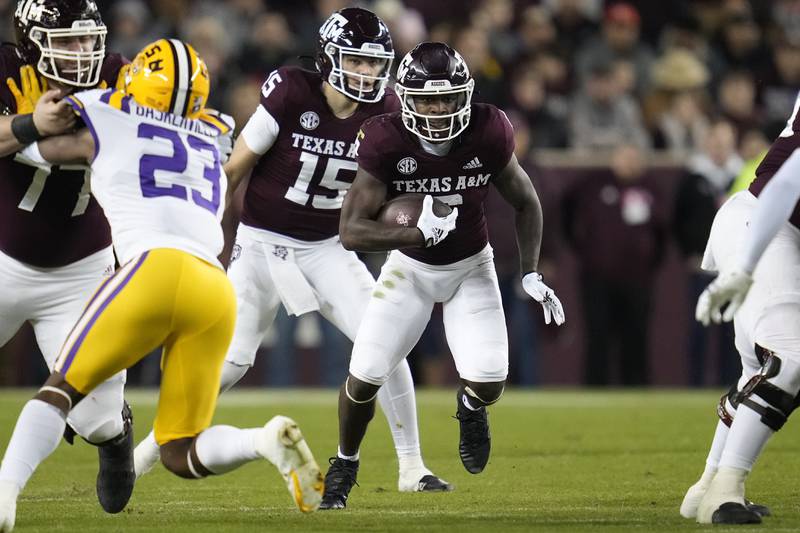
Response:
[60,88,227,266]
[0,39,323,533]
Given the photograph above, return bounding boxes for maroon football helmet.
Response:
[395,42,475,142]
[14,0,106,87]
[316,7,394,103]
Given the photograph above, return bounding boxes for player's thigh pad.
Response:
[225,227,282,366]
[154,254,236,444]
[302,242,375,340]
[443,262,508,382]
[349,261,434,386]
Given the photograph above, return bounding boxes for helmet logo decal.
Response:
[15,0,55,25]
[397,157,417,175]
[300,111,320,131]
[396,53,413,81]
[320,13,348,42]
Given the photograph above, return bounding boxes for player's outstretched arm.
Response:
[494,154,565,325]
[696,147,800,325]
[339,168,426,251]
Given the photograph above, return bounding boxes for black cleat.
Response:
[319,457,359,510]
[745,499,771,517]
[96,402,135,514]
[417,474,454,492]
[712,502,762,525]
[454,392,491,474]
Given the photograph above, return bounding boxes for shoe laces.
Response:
[324,457,359,496]
[454,407,489,443]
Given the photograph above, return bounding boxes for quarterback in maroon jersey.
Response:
[133,7,451,495]
[680,95,800,524]
[319,42,565,510]
[0,0,134,515]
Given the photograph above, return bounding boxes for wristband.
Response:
[11,113,42,144]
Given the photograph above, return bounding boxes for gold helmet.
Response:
[125,38,209,118]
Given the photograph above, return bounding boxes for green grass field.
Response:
[1,388,799,532]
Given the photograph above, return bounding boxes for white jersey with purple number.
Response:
[65,89,226,267]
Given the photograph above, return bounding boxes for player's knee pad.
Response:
[462,381,505,406]
[717,384,739,427]
[67,380,125,443]
[345,375,380,404]
[734,350,800,431]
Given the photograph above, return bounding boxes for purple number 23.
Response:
[138,123,221,213]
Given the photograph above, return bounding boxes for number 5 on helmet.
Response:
[124,39,210,119]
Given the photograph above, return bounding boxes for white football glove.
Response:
[522,272,565,326]
[695,268,754,326]
[416,195,458,247]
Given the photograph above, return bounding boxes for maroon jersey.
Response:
[242,66,399,241]
[0,44,126,267]
[357,104,515,265]
[750,96,800,229]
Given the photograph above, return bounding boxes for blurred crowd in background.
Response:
[0,0,797,388]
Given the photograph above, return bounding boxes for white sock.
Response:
[0,400,66,490]
[337,447,359,462]
[377,360,423,465]
[719,402,774,472]
[705,420,730,469]
[193,425,262,475]
[219,361,249,393]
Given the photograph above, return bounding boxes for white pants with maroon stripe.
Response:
[0,246,126,442]
[349,244,509,385]
[703,191,800,385]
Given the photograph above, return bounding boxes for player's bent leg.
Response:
[697,348,800,524]
[319,375,380,511]
[454,379,504,474]
[0,374,84,532]
[311,247,448,493]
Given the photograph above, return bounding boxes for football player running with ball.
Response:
[319,42,565,510]
[132,7,452,495]
[0,0,135,515]
[0,39,324,532]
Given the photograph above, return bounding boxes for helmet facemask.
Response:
[29,19,106,87]
[397,79,475,142]
[324,42,393,103]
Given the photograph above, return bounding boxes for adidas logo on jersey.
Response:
[462,157,482,170]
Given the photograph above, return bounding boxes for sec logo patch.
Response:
[397,157,417,175]
[300,111,320,130]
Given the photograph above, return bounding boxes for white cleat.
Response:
[0,481,20,533]
[696,466,748,524]
[680,477,710,518]
[133,431,160,480]
[257,416,323,513]
[398,468,454,493]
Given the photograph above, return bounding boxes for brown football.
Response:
[376,194,452,228]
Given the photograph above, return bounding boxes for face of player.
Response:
[341,54,387,93]
[50,34,100,78]
[412,94,460,131]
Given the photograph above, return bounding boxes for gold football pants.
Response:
[55,248,236,444]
